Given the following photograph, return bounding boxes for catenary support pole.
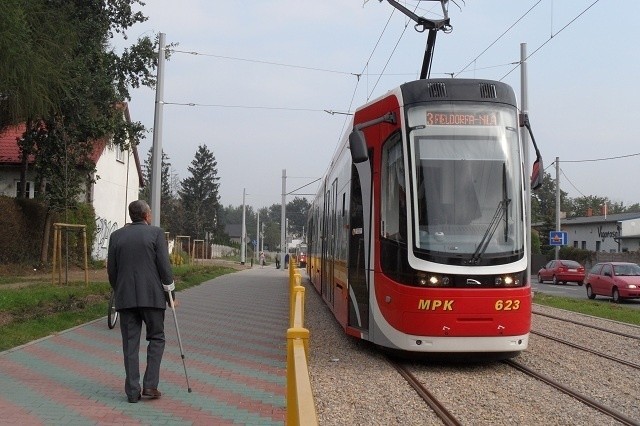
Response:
[150,33,166,226]
[280,169,286,269]
[520,43,532,280]
[241,188,246,264]
[555,156,561,260]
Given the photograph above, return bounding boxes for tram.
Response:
[306,77,543,357]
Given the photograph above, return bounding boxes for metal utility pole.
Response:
[150,32,166,226]
[280,169,287,269]
[555,156,561,260]
[520,43,532,280]
[256,212,260,261]
[241,188,246,265]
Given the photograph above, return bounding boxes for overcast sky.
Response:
[117,0,639,211]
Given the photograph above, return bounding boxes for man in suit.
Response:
[108,200,175,403]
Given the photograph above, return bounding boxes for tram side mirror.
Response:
[349,129,369,164]
[531,157,543,191]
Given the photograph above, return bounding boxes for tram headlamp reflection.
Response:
[417,273,449,287]
[496,275,520,287]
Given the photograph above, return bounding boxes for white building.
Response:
[0,105,143,260]
[560,212,640,253]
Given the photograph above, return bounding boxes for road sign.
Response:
[549,231,568,246]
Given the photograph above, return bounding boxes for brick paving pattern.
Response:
[0,266,289,425]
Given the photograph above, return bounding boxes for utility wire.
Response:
[454,0,543,77]
[162,101,329,113]
[500,0,602,80]
[328,5,397,166]
[559,167,586,198]
[558,152,640,163]
[169,49,358,76]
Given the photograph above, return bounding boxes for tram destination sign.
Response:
[426,111,498,126]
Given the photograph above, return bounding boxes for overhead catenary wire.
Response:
[559,167,587,198]
[454,0,543,78]
[161,101,329,113]
[499,0,603,81]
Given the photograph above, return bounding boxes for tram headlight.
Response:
[495,274,521,287]
[417,272,450,287]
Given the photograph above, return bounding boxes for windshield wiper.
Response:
[502,163,509,243]
[470,165,511,265]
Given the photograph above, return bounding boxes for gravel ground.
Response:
[305,282,640,425]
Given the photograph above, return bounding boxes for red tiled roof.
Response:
[0,124,27,164]
[0,101,144,187]
[0,125,106,166]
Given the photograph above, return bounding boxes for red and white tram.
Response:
[306,78,540,357]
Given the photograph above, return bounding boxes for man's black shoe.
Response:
[142,388,162,399]
[128,393,141,403]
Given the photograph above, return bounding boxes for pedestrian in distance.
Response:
[275,252,281,269]
[107,200,176,403]
[260,251,266,268]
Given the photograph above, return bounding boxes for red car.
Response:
[584,262,640,303]
[537,259,585,285]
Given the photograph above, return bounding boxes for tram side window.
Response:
[381,133,406,242]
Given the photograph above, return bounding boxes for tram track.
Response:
[531,329,640,370]
[389,353,639,426]
[388,357,462,426]
[504,359,640,426]
[533,309,640,340]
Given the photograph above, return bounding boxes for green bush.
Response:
[0,196,96,265]
[61,203,97,263]
[544,245,592,265]
[0,196,46,264]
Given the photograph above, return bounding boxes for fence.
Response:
[286,260,318,425]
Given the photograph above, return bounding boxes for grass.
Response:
[533,293,640,326]
[0,265,238,352]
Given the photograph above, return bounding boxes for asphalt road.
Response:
[531,276,640,310]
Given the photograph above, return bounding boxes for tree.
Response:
[139,148,182,232]
[0,0,76,128]
[179,145,221,240]
[567,196,625,218]
[286,197,311,237]
[140,148,172,204]
[4,1,159,263]
[531,172,570,224]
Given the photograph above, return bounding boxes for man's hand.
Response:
[163,282,177,307]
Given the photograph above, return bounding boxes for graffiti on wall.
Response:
[93,217,118,260]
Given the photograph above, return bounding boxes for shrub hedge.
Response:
[0,196,96,265]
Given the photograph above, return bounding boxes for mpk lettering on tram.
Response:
[417,299,454,311]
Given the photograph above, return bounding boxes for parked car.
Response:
[537,259,585,285]
[584,262,640,303]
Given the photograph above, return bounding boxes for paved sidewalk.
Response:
[0,266,290,425]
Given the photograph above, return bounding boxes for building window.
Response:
[15,181,35,198]
[596,241,601,251]
[581,241,586,250]
[573,241,578,248]
[116,145,125,163]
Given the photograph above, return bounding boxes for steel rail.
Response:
[531,330,640,370]
[505,359,639,426]
[533,311,640,340]
[388,358,462,426]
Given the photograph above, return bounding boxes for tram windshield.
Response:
[407,103,524,264]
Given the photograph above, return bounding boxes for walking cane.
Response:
[165,283,192,393]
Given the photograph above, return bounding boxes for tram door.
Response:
[321,188,332,306]
[348,164,369,330]
[323,180,338,306]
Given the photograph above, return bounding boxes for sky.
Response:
[115,0,640,211]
